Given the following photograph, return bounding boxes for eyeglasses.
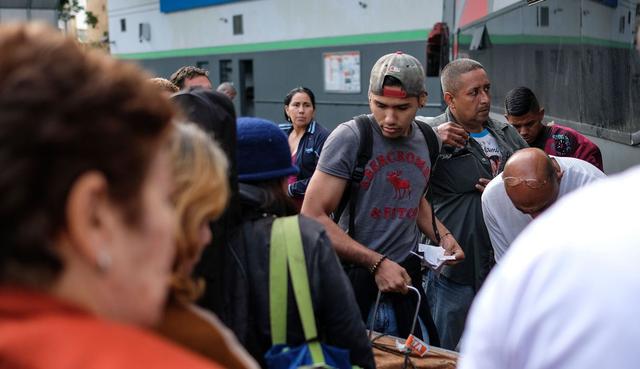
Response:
[503,177,548,189]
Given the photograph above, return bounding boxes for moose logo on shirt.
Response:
[360,150,431,190]
[387,170,412,199]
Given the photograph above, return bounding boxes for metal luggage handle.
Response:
[367,285,421,341]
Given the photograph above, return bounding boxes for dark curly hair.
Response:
[0,23,175,287]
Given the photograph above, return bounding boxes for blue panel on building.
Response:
[593,0,618,7]
[160,0,242,13]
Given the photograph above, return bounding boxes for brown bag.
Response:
[368,288,457,368]
[371,334,458,369]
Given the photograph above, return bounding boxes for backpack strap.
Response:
[352,114,374,184]
[269,216,326,366]
[348,115,373,239]
[334,114,373,238]
[414,119,440,170]
[414,119,442,244]
[334,115,373,239]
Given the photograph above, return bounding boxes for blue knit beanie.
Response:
[236,117,299,182]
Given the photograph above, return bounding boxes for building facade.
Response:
[109,0,446,125]
[0,0,58,25]
[110,0,640,173]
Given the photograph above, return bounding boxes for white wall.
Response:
[0,8,57,24]
[108,0,443,54]
[474,0,634,42]
[522,0,582,38]
[582,0,636,43]
[492,0,520,12]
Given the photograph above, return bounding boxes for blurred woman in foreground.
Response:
[0,23,217,368]
[156,123,259,369]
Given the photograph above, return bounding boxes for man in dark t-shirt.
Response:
[504,86,603,171]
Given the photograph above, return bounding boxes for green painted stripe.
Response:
[458,34,472,44]
[115,29,430,60]
[458,34,632,49]
[491,34,631,49]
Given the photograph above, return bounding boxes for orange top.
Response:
[0,287,222,369]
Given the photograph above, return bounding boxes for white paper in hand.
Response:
[415,243,456,275]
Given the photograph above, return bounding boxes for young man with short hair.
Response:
[505,86,603,171]
[302,52,464,343]
[170,66,212,90]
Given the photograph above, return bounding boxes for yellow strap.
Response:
[281,216,326,366]
[269,217,288,345]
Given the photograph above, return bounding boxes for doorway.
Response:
[239,60,254,116]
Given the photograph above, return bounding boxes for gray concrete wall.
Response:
[132,29,640,174]
[457,0,640,173]
[136,39,440,130]
[490,113,640,174]
[588,135,640,174]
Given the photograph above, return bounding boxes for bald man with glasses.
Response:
[481,148,605,262]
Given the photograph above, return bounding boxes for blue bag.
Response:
[264,216,352,369]
[265,343,351,369]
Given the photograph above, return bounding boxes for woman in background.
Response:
[156,123,259,369]
[280,87,329,210]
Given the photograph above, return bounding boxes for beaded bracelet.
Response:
[369,255,388,275]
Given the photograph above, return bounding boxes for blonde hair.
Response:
[170,122,229,302]
[149,77,179,94]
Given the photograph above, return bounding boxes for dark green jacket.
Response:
[424,109,527,290]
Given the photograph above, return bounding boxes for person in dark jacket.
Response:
[222,117,374,369]
[279,87,329,210]
[421,58,528,351]
[171,89,241,318]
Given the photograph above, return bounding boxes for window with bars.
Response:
[196,61,209,70]
[219,60,232,83]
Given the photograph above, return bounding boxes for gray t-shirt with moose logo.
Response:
[317,115,441,262]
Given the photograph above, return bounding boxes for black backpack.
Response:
[336,114,441,242]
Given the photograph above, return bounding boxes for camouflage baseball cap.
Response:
[369,51,426,98]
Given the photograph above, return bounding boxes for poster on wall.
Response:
[323,51,361,93]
